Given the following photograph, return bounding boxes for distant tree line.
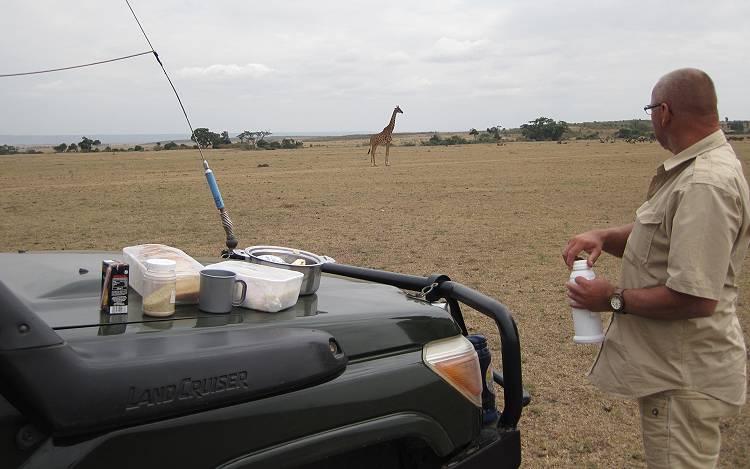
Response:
[0,145,42,155]
[614,120,654,140]
[191,128,303,150]
[112,145,145,152]
[470,125,507,142]
[53,137,102,153]
[152,141,196,151]
[50,137,196,154]
[422,118,574,146]
[421,134,469,146]
[420,125,506,146]
[38,128,306,155]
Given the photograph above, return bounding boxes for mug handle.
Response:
[233,279,248,306]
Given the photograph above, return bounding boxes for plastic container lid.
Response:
[145,258,177,272]
[572,259,590,270]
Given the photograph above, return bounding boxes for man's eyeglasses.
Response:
[644,103,664,115]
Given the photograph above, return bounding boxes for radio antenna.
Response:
[124,0,238,251]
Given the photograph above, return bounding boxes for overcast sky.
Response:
[1,0,748,135]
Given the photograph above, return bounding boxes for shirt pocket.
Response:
[624,202,664,265]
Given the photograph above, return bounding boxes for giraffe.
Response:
[367,105,403,166]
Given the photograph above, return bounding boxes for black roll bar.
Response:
[321,262,523,430]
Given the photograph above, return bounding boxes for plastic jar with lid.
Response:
[142,258,177,317]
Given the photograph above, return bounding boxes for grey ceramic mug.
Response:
[199,269,247,314]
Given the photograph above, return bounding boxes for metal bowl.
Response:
[243,246,334,295]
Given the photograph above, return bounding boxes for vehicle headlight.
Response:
[423,335,482,407]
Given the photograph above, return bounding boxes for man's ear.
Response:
[660,103,672,127]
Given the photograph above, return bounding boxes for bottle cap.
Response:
[146,258,177,272]
[572,259,590,270]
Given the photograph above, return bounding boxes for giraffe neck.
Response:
[385,109,398,133]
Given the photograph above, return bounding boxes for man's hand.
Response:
[563,224,633,268]
[563,230,606,268]
[566,277,615,312]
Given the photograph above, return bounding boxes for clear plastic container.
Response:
[204,260,304,312]
[142,258,177,317]
[123,244,203,304]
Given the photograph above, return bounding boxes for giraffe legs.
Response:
[385,143,390,166]
[370,144,378,166]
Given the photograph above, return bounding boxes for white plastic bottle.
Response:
[569,260,604,344]
[142,258,177,317]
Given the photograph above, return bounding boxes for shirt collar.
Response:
[662,130,727,172]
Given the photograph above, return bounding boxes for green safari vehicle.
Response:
[0,250,526,468]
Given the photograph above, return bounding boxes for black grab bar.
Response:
[321,262,523,430]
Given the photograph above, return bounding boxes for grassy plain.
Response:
[2,137,749,467]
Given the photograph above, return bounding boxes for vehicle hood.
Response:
[0,251,461,359]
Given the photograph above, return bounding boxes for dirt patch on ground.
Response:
[2,139,748,467]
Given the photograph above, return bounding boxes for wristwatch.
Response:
[609,288,627,314]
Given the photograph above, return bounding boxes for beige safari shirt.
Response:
[589,130,749,405]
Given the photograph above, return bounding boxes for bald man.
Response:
[563,68,748,468]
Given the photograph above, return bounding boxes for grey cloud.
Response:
[423,37,492,63]
[176,63,274,80]
[379,51,411,65]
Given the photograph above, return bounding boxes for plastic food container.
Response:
[243,246,335,295]
[141,259,177,317]
[123,244,203,305]
[204,260,303,313]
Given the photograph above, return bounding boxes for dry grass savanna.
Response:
[2,137,749,468]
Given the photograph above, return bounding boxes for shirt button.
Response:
[651,408,659,417]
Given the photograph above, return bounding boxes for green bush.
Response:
[520,117,569,141]
[421,134,467,146]
[78,137,96,152]
[191,128,222,149]
[614,120,653,139]
[447,135,467,145]
[0,145,19,155]
[615,128,636,139]
[477,133,496,143]
[281,138,304,149]
[257,140,283,150]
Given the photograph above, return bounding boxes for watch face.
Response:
[611,296,623,311]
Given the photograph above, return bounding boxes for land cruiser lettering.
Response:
[126,371,250,410]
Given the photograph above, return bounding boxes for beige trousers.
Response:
[638,390,741,469]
